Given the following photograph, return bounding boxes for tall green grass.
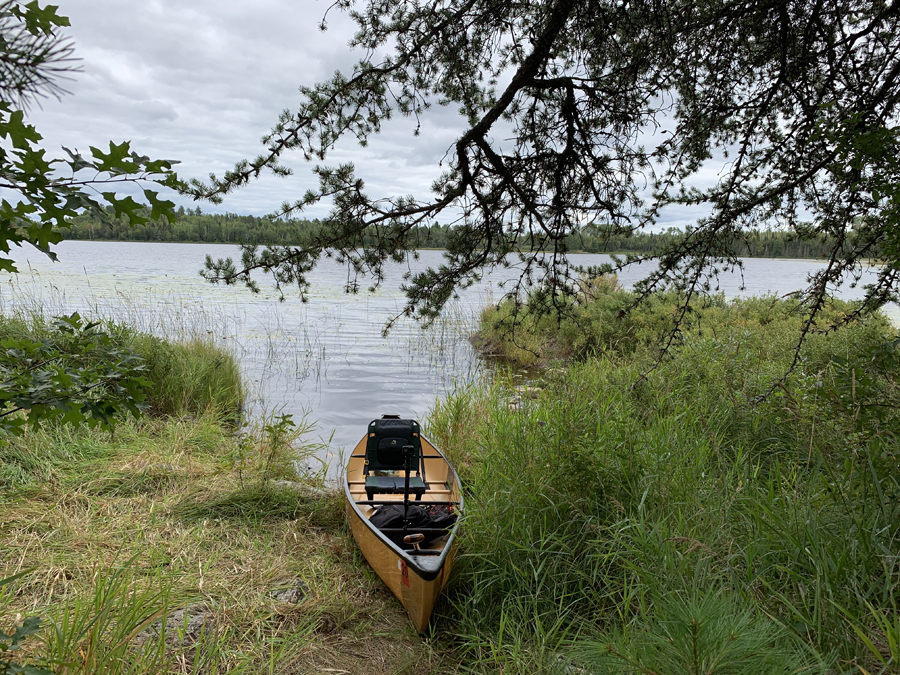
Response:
[40,557,175,675]
[125,332,243,419]
[0,311,243,489]
[429,293,899,673]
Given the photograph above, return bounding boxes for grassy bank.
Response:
[427,286,900,673]
[0,319,455,674]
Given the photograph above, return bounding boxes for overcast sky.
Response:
[27,0,710,227]
[25,0,464,219]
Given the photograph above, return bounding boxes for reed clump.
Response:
[429,289,900,673]
[126,331,244,420]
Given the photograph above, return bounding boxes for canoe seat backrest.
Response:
[365,417,422,473]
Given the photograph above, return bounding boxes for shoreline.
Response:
[57,238,883,264]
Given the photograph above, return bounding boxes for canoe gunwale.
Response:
[343,433,463,582]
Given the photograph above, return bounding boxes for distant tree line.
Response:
[64,210,879,260]
[564,226,880,259]
[65,208,316,245]
[64,208,453,249]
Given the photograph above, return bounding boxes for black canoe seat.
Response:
[364,416,428,500]
[365,474,426,497]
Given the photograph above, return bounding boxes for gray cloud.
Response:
[28,1,702,228]
[28,1,376,216]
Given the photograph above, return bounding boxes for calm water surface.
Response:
[1,241,893,470]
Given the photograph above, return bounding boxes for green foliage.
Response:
[0,312,148,438]
[824,336,900,441]
[565,225,879,259]
[0,315,243,433]
[256,413,305,481]
[428,296,899,672]
[65,210,324,245]
[0,572,51,675]
[0,315,243,489]
[62,210,858,262]
[65,209,454,250]
[477,278,892,369]
[0,0,182,272]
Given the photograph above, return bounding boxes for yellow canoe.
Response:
[343,418,463,633]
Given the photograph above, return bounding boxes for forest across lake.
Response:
[63,209,879,260]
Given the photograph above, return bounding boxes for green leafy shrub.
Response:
[0,313,148,437]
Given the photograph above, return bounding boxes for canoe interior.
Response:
[345,433,461,558]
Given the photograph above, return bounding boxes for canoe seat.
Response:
[365,475,426,498]
[364,416,428,500]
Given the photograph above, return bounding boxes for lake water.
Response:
[1,241,894,471]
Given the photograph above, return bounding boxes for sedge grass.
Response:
[124,332,244,420]
[427,293,900,674]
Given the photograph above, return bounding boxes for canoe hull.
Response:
[343,432,462,633]
[344,497,457,632]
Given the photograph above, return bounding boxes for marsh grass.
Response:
[428,293,900,673]
[0,412,458,674]
[126,333,243,419]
